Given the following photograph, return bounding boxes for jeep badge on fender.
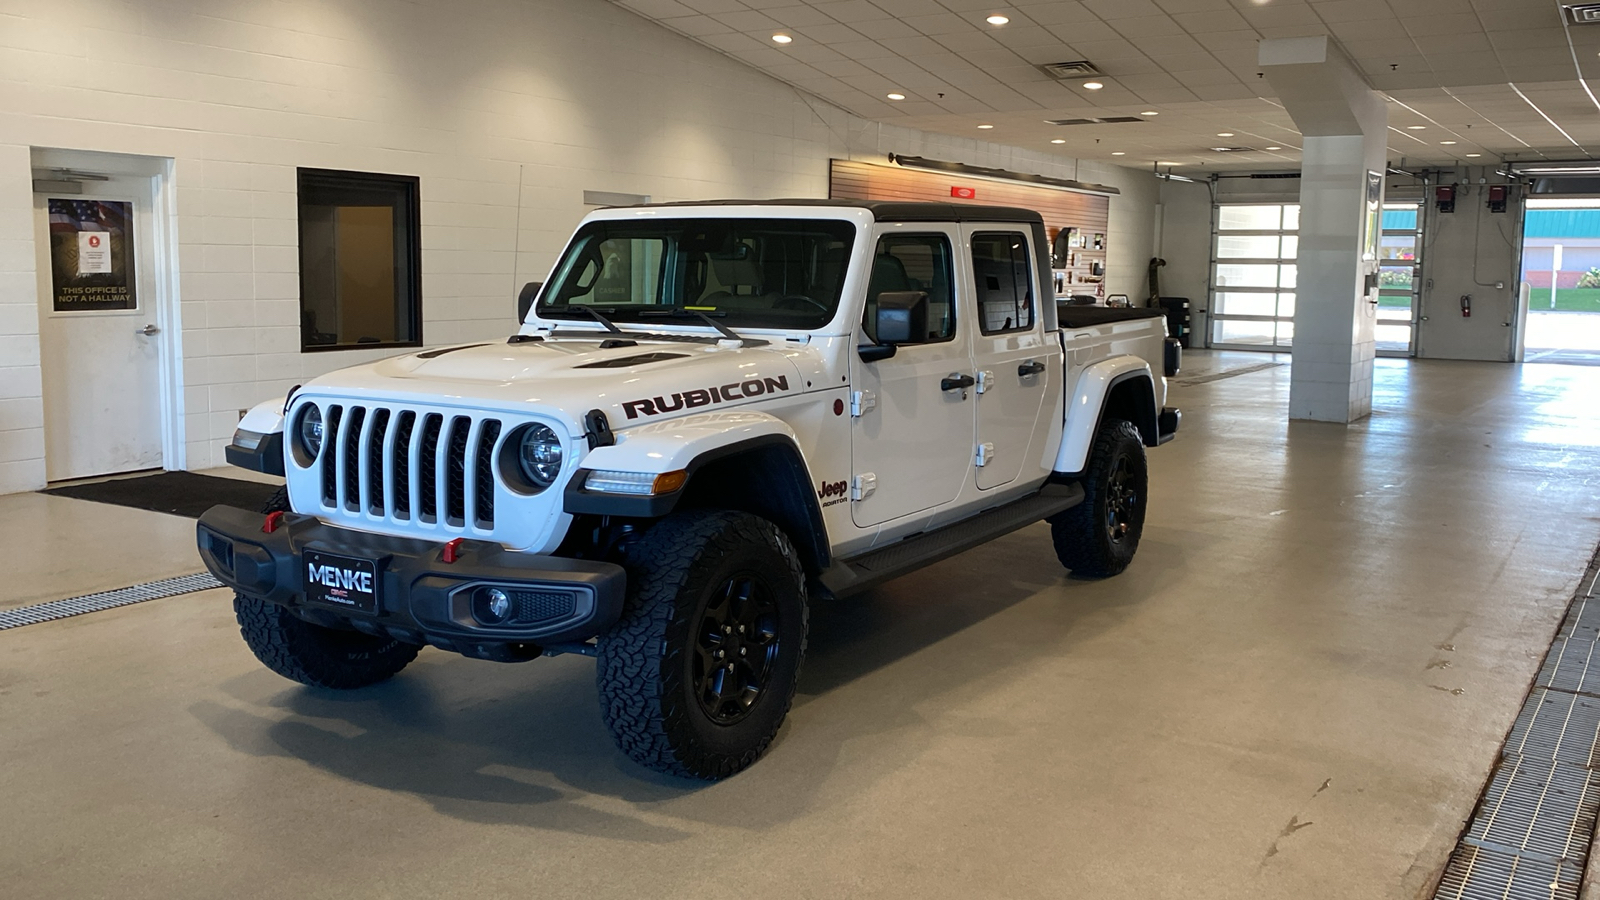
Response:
[198,200,1179,781]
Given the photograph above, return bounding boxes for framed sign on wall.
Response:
[47,198,136,311]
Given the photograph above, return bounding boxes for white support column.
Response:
[1260,37,1388,423]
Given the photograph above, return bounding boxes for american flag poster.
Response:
[48,199,136,311]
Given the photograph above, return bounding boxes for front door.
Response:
[33,175,164,481]
[963,227,1050,491]
[850,226,973,528]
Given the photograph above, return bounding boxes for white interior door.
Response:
[33,177,164,481]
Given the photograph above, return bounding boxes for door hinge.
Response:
[850,390,876,417]
[851,473,877,500]
[975,370,994,394]
[975,442,995,467]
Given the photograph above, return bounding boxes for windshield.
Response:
[536,218,857,330]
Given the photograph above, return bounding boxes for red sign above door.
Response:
[950,186,976,200]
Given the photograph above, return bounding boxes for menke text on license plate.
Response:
[303,550,379,613]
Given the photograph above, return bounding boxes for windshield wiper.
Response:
[575,305,623,334]
[640,308,763,346]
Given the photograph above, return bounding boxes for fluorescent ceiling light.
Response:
[1406,125,1426,130]
[1140,110,1158,116]
[986,14,1009,24]
[1265,146,1282,150]
[1217,132,1234,137]
[1440,140,1457,145]
[1083,81,1104,90]
[1514,163,1600,174]
[771,33,792,44]
[978,124,994,129]
[1111,151,1125,155]
[1157,161,1182,166]
[1050,139,1066,144]
[1466,153,1482,157]
[887,92,905,100]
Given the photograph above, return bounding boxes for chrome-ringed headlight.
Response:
[293,404,323,464]
[516,423,564,491]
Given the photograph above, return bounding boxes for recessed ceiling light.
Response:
[985,14,1009,25]
[1265,146,1282,151]
[1217,132,1234,137]
[887,92,905,100]
[1083,81,1104,90]
[771,33,792,44]
[1140,110,1158,116]
[1111,151,1125,155]
[1406,125,1426,130]
[1466,152,1482,157]
[978,124,994,129]
[1051,139,1066,144]
[1440,140,1457,145]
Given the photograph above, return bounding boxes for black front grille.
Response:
[307,405,509,531]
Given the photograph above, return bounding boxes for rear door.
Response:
[849,225,973,528]
[962,227,1051,491]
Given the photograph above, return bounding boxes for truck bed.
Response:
[1056,305,1166,329]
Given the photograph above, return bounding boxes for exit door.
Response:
[33,174,165,481]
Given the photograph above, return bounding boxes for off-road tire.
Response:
[1049,419,1148,578]
[232,484,420,689]
[596,510,808,780]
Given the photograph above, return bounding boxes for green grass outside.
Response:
[1527,288,1600,312]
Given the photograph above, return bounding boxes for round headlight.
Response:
[297,405,324,460]
[518,424,564,489]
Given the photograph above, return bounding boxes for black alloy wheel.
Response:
[694,573,782,725]
[1047,418,1148,578]
[1105,455,1138,546]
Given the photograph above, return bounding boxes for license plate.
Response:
[303,550,379,613]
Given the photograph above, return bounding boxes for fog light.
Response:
[479,588,512,624]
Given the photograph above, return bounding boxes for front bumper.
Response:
[196,505,626,661]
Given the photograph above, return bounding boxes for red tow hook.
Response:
[441,537,465,564]
[262,511,285,534]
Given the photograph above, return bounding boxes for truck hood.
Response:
[296,335,812,435]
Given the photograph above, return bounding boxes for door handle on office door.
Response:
[135,324,160,336]
[940,373,976,392]
[1017,360,1046,377]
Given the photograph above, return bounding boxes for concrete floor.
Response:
[3,353,1600,899]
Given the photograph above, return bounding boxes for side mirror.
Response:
[858,290,927,362]
[517,282,543,324]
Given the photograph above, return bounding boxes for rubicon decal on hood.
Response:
[622,376,790,420]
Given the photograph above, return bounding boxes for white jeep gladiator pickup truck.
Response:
[198,200,1180,779]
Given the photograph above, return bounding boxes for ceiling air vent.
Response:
[1046,116,1145,126]
[1039,60,1102,80]
[1565,3,1600,23]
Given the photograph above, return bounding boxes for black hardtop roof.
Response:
[616,198,1045,225]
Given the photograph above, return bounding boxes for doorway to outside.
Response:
[30,149,181,482]
[1521,199,1600,365]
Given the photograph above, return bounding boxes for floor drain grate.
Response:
[1432,556,1600,900]
[0,572,223,631]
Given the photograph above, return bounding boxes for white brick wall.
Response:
[0,0,1156,494]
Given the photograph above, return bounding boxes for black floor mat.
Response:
[41,471,280,519]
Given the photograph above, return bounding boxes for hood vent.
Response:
[416,343,489,359]
[575,351,690,369]
[1039,60,1102,80]
[1046,116,1144,126]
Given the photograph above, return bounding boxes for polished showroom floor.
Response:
[3,353,1599,899]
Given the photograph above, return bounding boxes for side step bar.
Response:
[817,482,1085,600]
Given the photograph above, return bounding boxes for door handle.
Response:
[940,373,976,392]
[1017,360,1046,377]
[136,324,160,336]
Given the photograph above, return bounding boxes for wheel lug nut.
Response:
[723,626,732,634]
[737,625,745,633]
[740,647,747,656]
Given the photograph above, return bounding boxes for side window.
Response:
[970,232,1035,335]
[864,234,956,344]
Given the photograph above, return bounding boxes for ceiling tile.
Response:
[794,22,870,42]
[851,17,923,38]
[900,12,979,34]
[713,9,782,29]
[812,0,895,20]
[765,5,837,26]
[657,14,736,35]
[1193,30,1260,51]
[1082,0,1165,19]
[1169,9,1249,32]
[1011,0,1099,26]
